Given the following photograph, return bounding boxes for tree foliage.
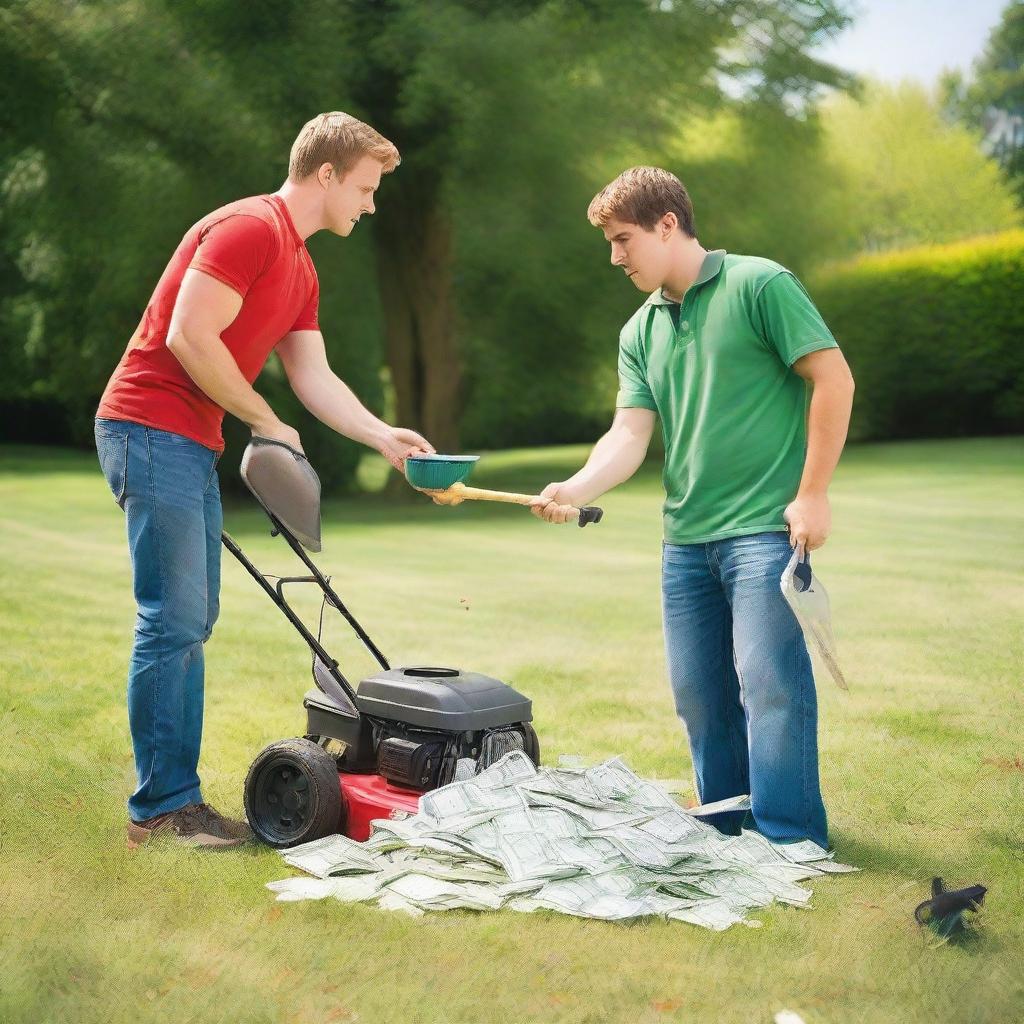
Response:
[821,81,1021,254]
[2,0,859,486]
[811,229,1024,440]
[941,0,1024,202]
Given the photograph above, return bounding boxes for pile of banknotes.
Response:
[267,751,855,930]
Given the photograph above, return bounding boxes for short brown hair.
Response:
[288,112,400,182]
[587,167,695,236]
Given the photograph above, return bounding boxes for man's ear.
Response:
[660,212,678,240]
[316,163,333,190]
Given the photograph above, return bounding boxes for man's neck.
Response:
[660,240,709,303]
[274,181,322,241]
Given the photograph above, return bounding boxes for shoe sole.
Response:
[127,822,250,850]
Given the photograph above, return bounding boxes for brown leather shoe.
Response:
[127,802,253,850]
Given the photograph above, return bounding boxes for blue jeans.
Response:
[662,532,828,848]
[94,418,222,822]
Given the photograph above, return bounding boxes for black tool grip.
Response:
[576,506,604,528]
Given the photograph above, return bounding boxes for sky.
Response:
[814,0,1009,86]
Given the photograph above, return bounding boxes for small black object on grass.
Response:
[914,877,987,941]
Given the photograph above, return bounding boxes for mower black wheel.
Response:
[244,738,343,848]
[523,723,541,766]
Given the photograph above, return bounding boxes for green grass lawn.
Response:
[1,437,1022,1024]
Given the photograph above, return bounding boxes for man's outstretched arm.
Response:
[531,407,657,524]
[784,347,855,551]
[166,268,302,449]
[276,329,434,469]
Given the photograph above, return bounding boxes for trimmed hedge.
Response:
[810,230,1024,441]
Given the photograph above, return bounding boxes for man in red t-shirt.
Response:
[95,112,433,849]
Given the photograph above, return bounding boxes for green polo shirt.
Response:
[616,250,838,545]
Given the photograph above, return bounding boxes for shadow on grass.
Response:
[832,828,995,891]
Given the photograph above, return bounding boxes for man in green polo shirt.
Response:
[532,166,855,849]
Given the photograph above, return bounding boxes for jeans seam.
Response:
[203,479,220,639]
[116,432,129,507]
[723,616,747,790]
[798,640,812,840]
[204,452,220,493]
[802,647,811,839]
[803,651,811,837]
[144,427,167,801]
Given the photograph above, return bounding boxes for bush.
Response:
[810,230,1024,441]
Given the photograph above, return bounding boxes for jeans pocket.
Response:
[96,429,129,508]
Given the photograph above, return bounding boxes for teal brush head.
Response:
[405,454,480,490]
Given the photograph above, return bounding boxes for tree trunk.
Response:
[375,199,462,455]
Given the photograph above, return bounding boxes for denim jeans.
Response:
[662,531,828,848]
[94,418,222,822]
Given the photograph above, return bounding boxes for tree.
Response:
[821,81,1021,254]
[658,103,850,273]
[0,0,383,487]
[942,0,1024,203]
[1,0,854,481]
[162,0,855,451]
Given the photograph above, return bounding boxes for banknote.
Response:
[269,752,855,930]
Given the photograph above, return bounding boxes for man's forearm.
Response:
[290,371,390,449]
[562,425,650,505]
[797,378,854,496]
[167,330,277,431]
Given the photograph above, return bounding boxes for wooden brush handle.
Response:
[427,483,604,527]
[451,483,534,505]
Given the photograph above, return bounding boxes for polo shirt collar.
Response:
[645,249,726,306]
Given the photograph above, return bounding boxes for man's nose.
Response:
[365,198,376,215]
[611,248,624,266]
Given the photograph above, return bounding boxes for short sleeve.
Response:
[753,272,838,367]
[189,215,277,298]
[290,268,320,332]
[615,326,657,410]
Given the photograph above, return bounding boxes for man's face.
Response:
[324,155,383,236]
[603,216,672,293]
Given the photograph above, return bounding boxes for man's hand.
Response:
[784,493,831,552]
[252,417,303,454]
[380,426,434,471]
[530,482,579,525]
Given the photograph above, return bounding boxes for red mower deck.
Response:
[340,771,422,841]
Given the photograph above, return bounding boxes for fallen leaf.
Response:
[325,1008,358,1022]
[653,998,683,1012]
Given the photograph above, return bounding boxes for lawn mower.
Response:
[226,439,600,849]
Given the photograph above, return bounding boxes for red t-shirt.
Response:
[97,194,319,451]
